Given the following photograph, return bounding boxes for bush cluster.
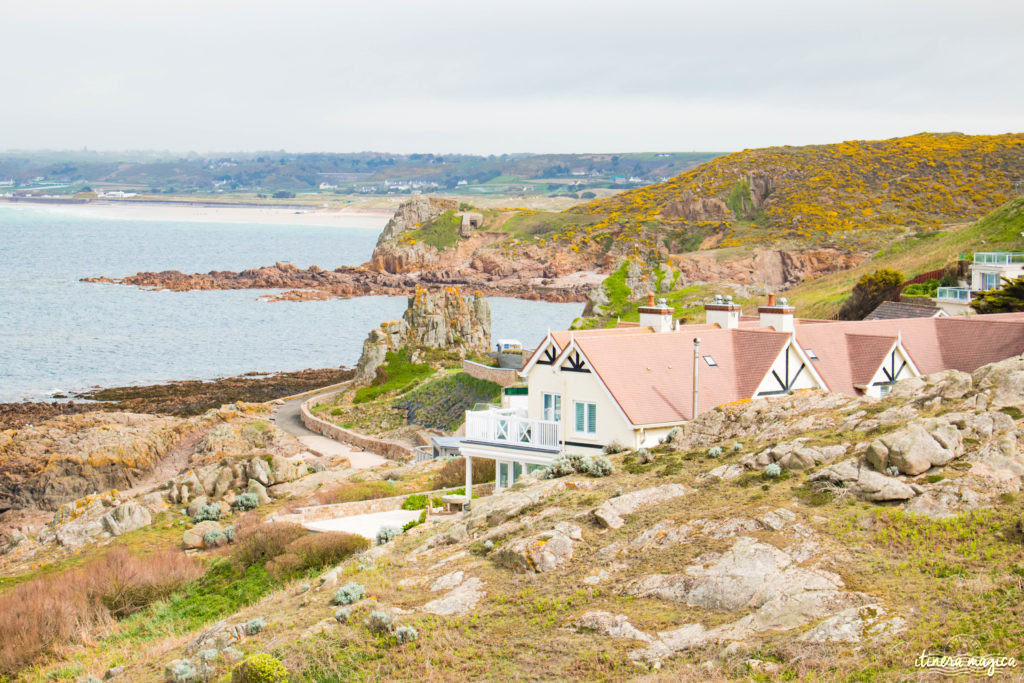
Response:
[401,494,429,511]
[231,653,288,683]
[192,503,222,523]
[0,549,202,674]
[333,582,366,606]
[546,453,614,478]
[394,372,501,431]
[233,492,260,511]
[231,522,307,569]
[265,531,369,579]
[376,525,402,546]
[402,510,428,532]
[764,463,782,478]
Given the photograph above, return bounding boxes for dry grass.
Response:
[433,457,496,489]
[266,532,369,579]
[0,548,201,675]
[230,522,307,569]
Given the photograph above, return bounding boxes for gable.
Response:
[753,340,827,397]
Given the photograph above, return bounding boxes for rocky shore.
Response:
[0,367,353,430]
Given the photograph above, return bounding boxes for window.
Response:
[574,401,597,435]
[982,272,1000,290]
[879,385,891,397]
[543,393,562,422]
[805,349,819,360]
[703,355,718,367]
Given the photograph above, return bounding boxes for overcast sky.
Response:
[1,0,1021,154]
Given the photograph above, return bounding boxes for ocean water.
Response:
[0,205,582,402]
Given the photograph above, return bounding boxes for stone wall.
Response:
[301,392,417,462]
[276,482,497,524]
[462,360,519,387]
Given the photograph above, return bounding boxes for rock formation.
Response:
[354,286,491,382]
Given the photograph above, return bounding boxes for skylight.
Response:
[703,355,718,367]
[805,348,819,360]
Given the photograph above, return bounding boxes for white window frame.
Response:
[543,393,562,422]
[573,401,597,436]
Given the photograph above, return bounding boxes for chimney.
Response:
[758,295,795,332]
[639,296,675,333]
[705,294,741,329]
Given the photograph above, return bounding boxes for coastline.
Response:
[0,198,393,229]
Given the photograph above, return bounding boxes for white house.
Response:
[933,252,1024,315]
[457,294,1024,496]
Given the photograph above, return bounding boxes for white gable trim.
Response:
[520,332,561,377]
[865,337,921,389]
[752,336,829,398]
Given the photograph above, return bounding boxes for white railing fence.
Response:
[465,410,560,450]
[414,446,434,463]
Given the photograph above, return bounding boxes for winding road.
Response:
[271,387,387,470]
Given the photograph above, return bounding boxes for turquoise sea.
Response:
[0,204,581,402]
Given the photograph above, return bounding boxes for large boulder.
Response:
[592,484,691,529]
[810,459,917,501]
[972,356,1024,409]
[101,501,152,537]
[492,523,581,573]
[863,420,962,476]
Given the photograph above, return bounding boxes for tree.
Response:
[970,276,1024,313]
[838,268,905,320]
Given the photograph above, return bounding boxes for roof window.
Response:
[805,349,819,361]
[703,355,718,367]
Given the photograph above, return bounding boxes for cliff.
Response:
[355,286,491,382]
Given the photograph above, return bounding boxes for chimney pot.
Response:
[647,292,655,306]
[767,293,776,306]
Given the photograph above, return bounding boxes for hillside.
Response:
[5,358,1022,680]
[571,132,1024,253]
[785,196,1024,318]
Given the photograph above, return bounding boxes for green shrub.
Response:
[603,441,626,454]
[192,503,222,523]
[376,525,402,545]
[401,494,429,510]
[583,455,614,477]
[334,607,351,623]
[708,446,723,457]
[395,625,418,644]
[402,510,427,532]
[333,582,365,606]
[224,525,237,542]
[244,617,266,635]
[764,463,782,478]
[203,530,227,548]
[547,453,614,478]
[233,493,259,511]
[231,653,288,683]
[365,610,393,635]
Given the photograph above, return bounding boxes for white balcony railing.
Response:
[935,286,971,302]
[973,252,1024,265]
[464,409,560,451]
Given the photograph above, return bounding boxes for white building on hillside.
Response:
[933,252,1024,314]
[458,294,1024,495]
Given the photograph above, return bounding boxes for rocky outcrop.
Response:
[355,286,491,382]
[374,196,458,248]
[660,194,730,221]
[492,522,582,573]
[671,248,868,288]
[0,412,194,511]
[592,484,691,529]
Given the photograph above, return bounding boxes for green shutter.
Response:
[575,402,585,432]
[587,403,597,434]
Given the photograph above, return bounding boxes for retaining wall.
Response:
[281,483,497,524]
[462,360,519,387]
[301,391,417,462]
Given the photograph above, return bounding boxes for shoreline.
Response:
[0,198,393,229]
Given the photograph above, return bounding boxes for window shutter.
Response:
[587,403,597,433]
[575,402,585,432]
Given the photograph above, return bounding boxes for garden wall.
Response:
[301,392,417,462]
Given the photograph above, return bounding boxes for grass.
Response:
[406,210,463,250]
[393,372,501,431]
[353,349,435,404]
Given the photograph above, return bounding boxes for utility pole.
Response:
[692,337,701,420]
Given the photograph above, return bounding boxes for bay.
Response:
[0,204,582,401]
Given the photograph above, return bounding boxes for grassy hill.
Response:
[570,132,1024,253]
[785,197,1024,318]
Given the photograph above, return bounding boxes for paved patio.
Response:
[304,509,422,539]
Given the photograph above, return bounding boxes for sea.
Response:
[0,204,582,402]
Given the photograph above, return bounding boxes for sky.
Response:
[1,0,1022,154]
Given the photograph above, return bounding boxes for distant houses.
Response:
[458,294,1024,493]
[932,252,1024,314]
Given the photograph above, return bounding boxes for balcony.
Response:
[935,287,971,302]
[464,408,560,452]
[973,252,1024,266]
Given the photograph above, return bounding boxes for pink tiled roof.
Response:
[573,327,790,425]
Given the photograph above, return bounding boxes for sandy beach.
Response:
[0,199,394,229]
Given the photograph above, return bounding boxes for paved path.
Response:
[272,389,386,470]
[305,509,421,539]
